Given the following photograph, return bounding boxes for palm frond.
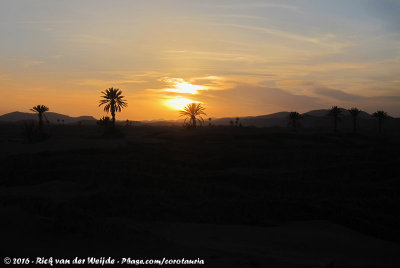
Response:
[98,87,128,117]
[31,105,49,114]
[179,103,206,128]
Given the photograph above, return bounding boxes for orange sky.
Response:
[1,1,399,120]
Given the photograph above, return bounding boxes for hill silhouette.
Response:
[135,108,397,131]
[1,108,398,131]
[0,111,96,124]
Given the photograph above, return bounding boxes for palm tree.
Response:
[179,103,206,129]
[373,110,388,134]
[30,105,49,132]
[288,111,302,132]
[349,107,361,133]
[98,87,128,127]
[328,106,342,132]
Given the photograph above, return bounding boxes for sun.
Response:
[166,97,197,110]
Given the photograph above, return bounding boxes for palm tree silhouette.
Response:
[349,107,361,133]
[373,110,388,134]
[98,87,128,127]
[179,103,206,129]
[328,106,342,132]
[30,105,49,132]
[288,111,302,132]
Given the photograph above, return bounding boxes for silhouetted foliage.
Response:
[179,103,206,129]
[288,112,302,132]
[235,117,240,127]
[30,104,49,132]
[98,87,128,127]
[97,116,111,127]
[328,106,342,132]
[349,107,361,133]
[96,116,124,138]
[373,110,388,134]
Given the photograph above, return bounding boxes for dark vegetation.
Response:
[1,124,400,248]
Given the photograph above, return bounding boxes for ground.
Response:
[1,124,400,267]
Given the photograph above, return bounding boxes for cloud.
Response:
[76,79,147,87]
[196,83,322,115]
[215,23,321,44]
[224,3,300,12]
[312,87,364,101]
[215,71,275,77]
[371,95,400,102]
[162,49,262,63]
[46,55,64,60]
[23,61,44,68]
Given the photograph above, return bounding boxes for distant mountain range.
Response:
[208,109,376,128]
[136,108,398,131]
[0,109,398,130]
[0,111,96,124]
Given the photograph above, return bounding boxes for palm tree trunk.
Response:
[192,116,196,128]
[38,113,43,132]
[353,118,356,133]
[111,109,116,127]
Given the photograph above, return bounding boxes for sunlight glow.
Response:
[166,97,197,110]
[165,81,206,94]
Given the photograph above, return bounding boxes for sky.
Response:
[0,0,399,120]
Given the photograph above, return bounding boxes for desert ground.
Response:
[1,123,400,267]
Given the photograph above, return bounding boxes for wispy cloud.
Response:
[312,87,364,101]
[162,49,265,63]
[76,79,146,87]
[224,3,300,12]
[23,61,44,68]
[215,23,335,45]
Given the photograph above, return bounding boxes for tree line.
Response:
[289,106,389,133]
[29,87,390,133]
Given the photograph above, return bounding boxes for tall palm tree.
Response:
[288,111,302,132]
[30,105,49,132]
[349,107,361,133]
[98,87,128,127]
[179,103,206,129]
[328,106,342,132]
[373,110,388,134]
